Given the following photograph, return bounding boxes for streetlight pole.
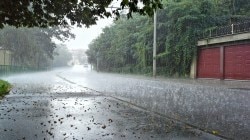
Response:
[153,10,157,78]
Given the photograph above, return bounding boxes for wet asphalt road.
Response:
[0,66,225,140]
[57,65,250,140]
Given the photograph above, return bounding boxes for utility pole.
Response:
[153,10,157,78]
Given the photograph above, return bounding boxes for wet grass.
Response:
[0,79,11,98]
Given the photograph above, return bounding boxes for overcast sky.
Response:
[54,1,124,50]
[54,18,113,50]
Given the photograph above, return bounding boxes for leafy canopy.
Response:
[0,0,162,28]
[86,0,250,76]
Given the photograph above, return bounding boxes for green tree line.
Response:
[86,0,250,77]
[0,26,74,70]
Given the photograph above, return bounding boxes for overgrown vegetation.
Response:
[86,0,250,77]
[0,80,11,97]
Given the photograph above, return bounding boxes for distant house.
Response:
[0,47,12,66]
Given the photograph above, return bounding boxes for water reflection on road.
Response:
[0,66,235,139]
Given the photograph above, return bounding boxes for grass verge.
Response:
[0,79,11,98]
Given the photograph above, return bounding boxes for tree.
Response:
[86,15,153,73]
[52,44,72,67]
[0,26,71,69]
[0,0,163,28]
[86,0,250,76]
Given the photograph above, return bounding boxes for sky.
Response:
[54,18,114,51]
[53,1,123,51]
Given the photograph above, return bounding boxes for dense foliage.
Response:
[0,26,74,69]
[0,0,162,28]
[86,0,250,77]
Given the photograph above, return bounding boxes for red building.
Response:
[192,22,250,80]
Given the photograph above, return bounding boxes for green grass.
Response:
[0,79,11,97]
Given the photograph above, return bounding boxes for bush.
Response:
[0,80,11,97]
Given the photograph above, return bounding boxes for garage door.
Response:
[225,44,250,80]
[197,48,221,78]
